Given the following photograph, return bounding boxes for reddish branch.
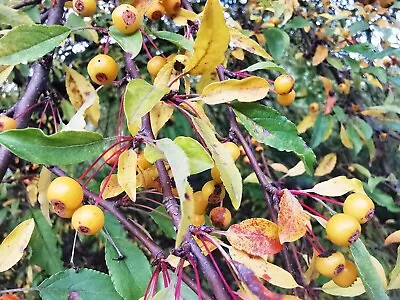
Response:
[0,0,66,181]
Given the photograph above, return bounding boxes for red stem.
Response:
[306,225,325,252]
[48,100,58,132]
[174,258,185,300]
[142,40,153,60]
[299,202,328,221]
[290,190,343,206]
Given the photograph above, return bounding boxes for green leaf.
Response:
[350,239,389,300]
[0,128,104,165]
[105,238,151,300]
[109,26,142,58]
[192,117,243,208]
[157,270,198,300]
[0,25,71,65]
[364,184,400,213]
[284,16,311,29]
[104,213,127,239]
[263,28,290,60]
[174,136,213,175]
[66,14,98,43]
[232,103,315,174]
[29,209,64,275]
[388,247,400,290]
[346,125,363,155]
[242,61,286,74]
[124,79,169,135]
[344,56,360,73]
[38,268,122,300]
[389,76,400,89]
[348,21,369,35]
[367,105,400,114]
[353,118,373,141]
[151,206,176,239]
[326,57,344,71]
[153,287,174,299]
[0,4,34,27]
[310,113,329,148]
[155,31,194,52]
[156,138,193,247]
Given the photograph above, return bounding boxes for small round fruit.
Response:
[277,90,295,106]
[65,1,73,8]
[343,193,375,224]
[53,206,75,218]
[161,0,181,16]
[210,207,232,229]
[274,74,294,95]
[137,152,152,170]
[201,180,226,204]
[112,4,142,35]
[72,0,96,17]
[210,166,222,184]
[146,2,166,21]
[87,54,118,85]
[269,17,280,26]
[194,191,208,215]
[47,176,84,212]
[103,147,121,166]
[326,213,361,247]
[333,260,358,287]
[315,250,345,278]
[309,102,319,113]
[147,56,167,77]
[72,205,105,235]
[0,116,17,132]
[192,214,205,226]
[222,142,240,161]
[339,83,347,93]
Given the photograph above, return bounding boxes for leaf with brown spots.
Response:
[117,149,137,202]
[100,174,124,199]
[227,218,283,258]
[277,190,308,243]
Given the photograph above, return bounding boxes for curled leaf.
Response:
[385,230,400,246]
[101,174,124,199]
[229,27,272,60]
[305,176,365,197]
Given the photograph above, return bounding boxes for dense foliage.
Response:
[0,0,399,299]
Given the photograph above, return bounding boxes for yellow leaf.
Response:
[282,161,305,178]
[297,113,318,133]
[172,8,198,26]
[231,48,245,60]
[312,45,328,66]
[184,0,230,75]
[150,102,174,137]
[133,0,156,14]
[193,235,218,256]
[192,117,242,209]
[254,32,266,45]
[38,167,52,224]
[100,174,124,199]
[63,91,97,131]
[314,153,337,177]
[340,124,353,149]
[0,219,35,272]
[196,71,219,94]
[278,190,308,243]
[385,230,400,246]
[229,247,299,289]
[229,27,272,60]
[365,73,383,89]
[322,277,365,297]
[65,67,100,127]
[319,76,333,95]
[305,211,327,228]
[154,55,187,91]
[322,116,333,142]
[165,254,189,268]
[270,163,289,174]
[117,149,137,202]
[303,249,319,284]
[388,247,400,290]
[26,177,39,206]
[0,65,14,85]
[305,176,365,197]
[201,77,269,105]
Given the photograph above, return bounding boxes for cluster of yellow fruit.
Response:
[0,115,17,132]
[192,142,240,229]
[315,193,375,287]
[82,0,180,86]
[274,74,296,106]
[47,176,105,236]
